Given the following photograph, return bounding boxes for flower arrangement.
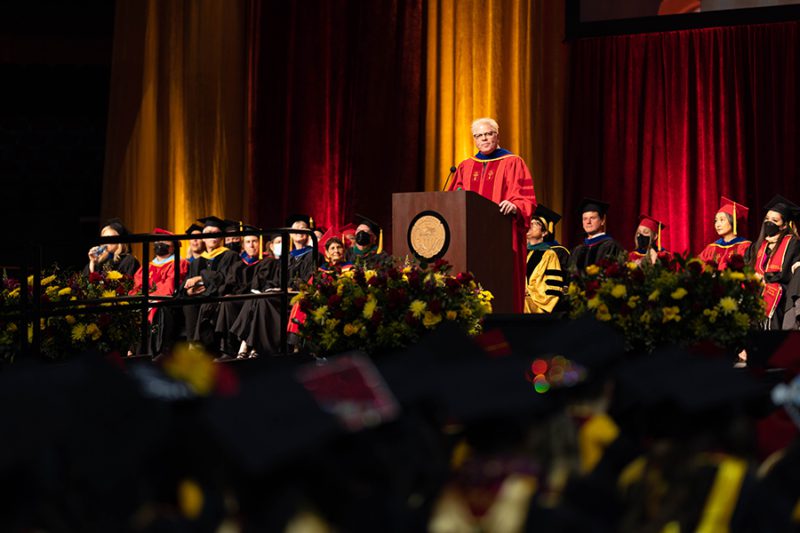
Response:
[292,259,494,356]
[566,253,764,353]
[0,269,141,361]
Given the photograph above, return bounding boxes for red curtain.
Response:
[246,0,424,247]
[565,21,800,255]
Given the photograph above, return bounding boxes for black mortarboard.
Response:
[578,197,610,217]
[104,217,130,236]
[354,213,381,235]
[241,224,261,236]
[185,223,204,234]
[285,213,313,228]
[197,216,227,229]
[533,204,562,234]
[763,194,800,222]
[224,219,242,232]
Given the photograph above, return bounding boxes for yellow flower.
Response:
[446,310,457,321]
[325,318,340,331]
[567,282,580,296]
[362,295,378,319]
[341,269,355,279]
[85,323,102,341]
[65,315,76,325]
[662,306,681,323]
[364,270,377,282]
[8,288,20,298]
[290,292,305,305]
[648,289,660,302]
[58,287,72,296]
[626,261,639,271]
[627,296,640,309]
[71,323,87,342]
[27,275,34,286]
[595,303,611,322]
[718,297,738,314]
[311,305,329,324]
[102,290,116,299]
[670,287,687,300]
[106,270,123,280]
[640,311,652,324]
[734,312,750,328]
[409,300,427,318]
[587,296,601,310]
[585,264,601,276]
[479,290,494,301]
[6,323,18,333]
[343,322,360,336]
[423,311,442,328]
[726,271,745,281]
[610,284,627,299]
[704,308,719,324]
[459,304,473,318]
[41,275,56,286]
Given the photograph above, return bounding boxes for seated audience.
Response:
[568,198,625,271]
[628,214,671,265]
[524,206,565,314]
[84,218,140,277]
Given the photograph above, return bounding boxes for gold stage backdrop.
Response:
[424,0,568,239]
[102,0,567,240]
[102,0,248,236]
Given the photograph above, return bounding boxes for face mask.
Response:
[227,241,242,253]
[153,243,170,257]
[636,234,651,251]
[355,231,373,247]
[272,243,282,258]
[764,221,781,237]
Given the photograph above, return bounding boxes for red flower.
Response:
[387,268,400,280]
[727,254,745,272]
[687,260,703,275]
[585,279,600,298]
[327,294,343,308]
[370,309,383,326]
[353,296,367,311]
[429,299,443,314]
[630,268,645,283]
[404,311,419,326]
[434,258,450,271]
[604,262,621,278]
[89,271,103,283]
[456,272,474,284]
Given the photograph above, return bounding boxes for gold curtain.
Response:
[101,0,248,238]
[424,0,568,237]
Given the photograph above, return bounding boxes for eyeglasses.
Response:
[473,131,498,140]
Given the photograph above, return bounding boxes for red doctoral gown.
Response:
[449,149,536,312]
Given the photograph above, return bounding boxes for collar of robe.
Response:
[201,246,230,260]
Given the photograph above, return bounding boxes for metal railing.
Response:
[1,228,319,359]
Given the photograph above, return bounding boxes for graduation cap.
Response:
[224,219,243,232]
[316,226,340,255]
[152,227,181,247]
[533,204,562,234]
[578,198,610,217]
[717,197,749,236]
[285,213,314,228]
[185,223,204,234]
[354,214,383,253]
[764,194,800,224]
[197,216,227,230]
[638,214,666,250]
[104,217,130,236]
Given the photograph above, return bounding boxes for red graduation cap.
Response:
[717,197,749,236]
[638,215,666,250]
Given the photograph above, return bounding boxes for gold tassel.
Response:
[309,216,315,229]
[258,235,263,260]
[733,204,737,236]
[548,221,554,234]
[377,229,383,254]
[657,223,662,250]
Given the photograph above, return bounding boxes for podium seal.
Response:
[407,210,450,262]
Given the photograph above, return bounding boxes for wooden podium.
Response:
[392,191,514,313]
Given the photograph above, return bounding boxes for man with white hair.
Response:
[447,117,537,312]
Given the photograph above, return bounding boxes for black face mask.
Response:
[636,234,651,251]
[355,231,373,247]
[764,221,781,237]
[227,241,242,253]
[153,243,170,257]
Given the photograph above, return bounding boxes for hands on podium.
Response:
[498,200,518,216]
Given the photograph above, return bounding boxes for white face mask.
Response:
[272,243,282,258]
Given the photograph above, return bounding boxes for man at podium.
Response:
[447,117,536,312]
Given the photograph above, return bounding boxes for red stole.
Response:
[755,235,792,318]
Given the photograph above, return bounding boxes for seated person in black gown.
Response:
[344,214,389,267]
[230,215,320,357]
[181,216,240,351]
[84,218,140,277]
[568,198,626,272]
[185,223,206,265]
[524,204,568,314]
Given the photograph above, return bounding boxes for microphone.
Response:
[442,165,458,191]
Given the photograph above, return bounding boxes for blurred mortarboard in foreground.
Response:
[578,198,610,217]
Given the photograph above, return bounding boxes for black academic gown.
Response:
[745,237,800,330]
[230,248,318,355]
[214,255,264,354]
[345,246,389,268]
[181,248,239,347]
[568,234,626,272]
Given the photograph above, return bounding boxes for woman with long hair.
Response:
[84,218,139,276]
[746,195,800,330]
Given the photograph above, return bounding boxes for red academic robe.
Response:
[131,257,190,322]
[449,150,536,312]
[698,237,751,270]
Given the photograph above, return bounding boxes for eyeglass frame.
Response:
[472,131,498,140]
